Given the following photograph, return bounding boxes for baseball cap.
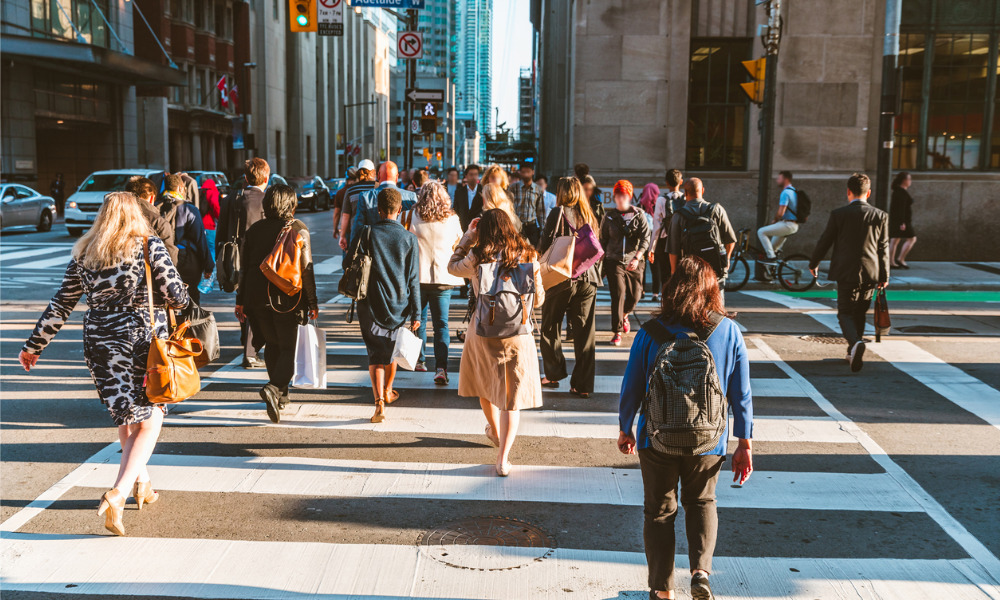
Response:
[345,166,359,179]
[357,159,375,171]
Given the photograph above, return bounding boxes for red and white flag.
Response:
[216,75,229,108]
[230,84,239,113]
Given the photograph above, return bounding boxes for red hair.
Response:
[655,256,726,330]
[613,179,634,198]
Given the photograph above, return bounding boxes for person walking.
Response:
[179,172,200,211]
[19,192,190,536]
[637,183,661,299]
[602,180,651,346]
[200,178,221,257]
[536,174,557,221]
[448,209,545,477]
[337,160,378,251]
[351,161,418,245]
[454,164,482,231]
[481,183,522,231]
[125,176,178,264]
[409,181,464,381]
[445,167,460,203]
[358,187,421,423]
[756,170,800,267]
[50,172,66,216]
[158,174,214,304]
[809,173,889,373]
[539,177,601,398]
[888,171,917,269]
[331,167,358,242]
[235,184,319,423]
[618,255,753,600]
[579,173,606,223]
[667,178,737,299]
[509,162,545,246]
[649,170,685,299]
[218,158,271,369]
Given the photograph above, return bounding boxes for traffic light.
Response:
[420,117,437,133]
[740,58,766,104]
[288,0,316,32]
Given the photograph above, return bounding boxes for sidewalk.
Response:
[740,261,1000,292]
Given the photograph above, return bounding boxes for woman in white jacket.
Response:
[408,181,465,383]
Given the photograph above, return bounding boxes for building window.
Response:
[686,38,750,170]
[895,2,1000,171]
[30,0,110,49]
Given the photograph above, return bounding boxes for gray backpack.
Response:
[641,314,727,455]
[475,260,536,339]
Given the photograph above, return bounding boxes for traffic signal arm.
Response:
[741,58,766,104]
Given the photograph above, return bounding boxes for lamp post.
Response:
[875,0,902,211]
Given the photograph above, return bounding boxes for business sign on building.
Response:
[318,0,343,36]
[349,0,425,7]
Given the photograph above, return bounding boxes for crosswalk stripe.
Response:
[2,534,995,599]
[0,247,67,262]
[73,453,923,512]
[166,402,858,443]
[313,255,342,275]
[10,255,72,270]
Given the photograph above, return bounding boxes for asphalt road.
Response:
[2,212,999,599]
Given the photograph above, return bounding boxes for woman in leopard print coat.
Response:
[19,192,189,536]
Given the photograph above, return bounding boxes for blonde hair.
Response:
[481,164,509,190]
[556,177,598,233]
[73,192,154,271]
[481,183,521,230]
[415,181,455,223]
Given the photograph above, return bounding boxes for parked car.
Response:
[268,174,289,188]
[0,184,57,232]
[187,170,231,196]
[64,169,165,237]
[324,178,346,194]
[289,176,330,212]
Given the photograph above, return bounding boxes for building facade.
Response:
[458,0,493,153]
[533,0,1000,259]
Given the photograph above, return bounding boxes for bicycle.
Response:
[724,228,818,292]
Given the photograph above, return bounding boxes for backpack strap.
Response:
[641,318,675,346]
[703,311,725,340]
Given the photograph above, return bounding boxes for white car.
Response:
[65,169,164,237]
[0,184,57,232]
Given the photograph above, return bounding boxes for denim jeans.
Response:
[417,285,453,369]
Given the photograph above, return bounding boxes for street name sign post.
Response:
[317,0,343,36]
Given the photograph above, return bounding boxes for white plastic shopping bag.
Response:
[292,322,327,388]
[390,326,423,371]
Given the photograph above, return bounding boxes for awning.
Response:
[1,34,186,86]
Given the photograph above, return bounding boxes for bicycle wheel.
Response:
[724,255,750,292]
[777,253,816,292]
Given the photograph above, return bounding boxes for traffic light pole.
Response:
[875,0,902,211]
[403,9,418,172]
[754,0,781,280]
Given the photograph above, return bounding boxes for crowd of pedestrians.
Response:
[18,148,908,600]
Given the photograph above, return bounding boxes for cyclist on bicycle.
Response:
[757,170,799,266]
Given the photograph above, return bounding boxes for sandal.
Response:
[371,400,386,423]
[485,424,499,447]
[540,378,559,389]
[570,388,591,399]
[383,389,399,405]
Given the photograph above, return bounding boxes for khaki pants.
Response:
[757,220,799,259]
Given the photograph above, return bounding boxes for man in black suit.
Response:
[453,164,482,231]
[809,173,890,372]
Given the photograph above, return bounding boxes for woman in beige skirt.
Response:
[448,209,545,476]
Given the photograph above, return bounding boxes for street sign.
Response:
[397,32,423,59]
[405,88,444,103]
[350,0,425,7]
[317,0,343,36]
[410,119,420,134]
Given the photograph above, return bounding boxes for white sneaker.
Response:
[849,342,866,373]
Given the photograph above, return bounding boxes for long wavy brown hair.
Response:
[556,176,598,232]
[472,209,536,269]
[655,256,726,330]
[414,180,454,223]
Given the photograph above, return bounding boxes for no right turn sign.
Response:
[398,32,423,60]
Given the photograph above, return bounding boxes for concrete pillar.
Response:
[207,133,217,170]
[191,131,203,170]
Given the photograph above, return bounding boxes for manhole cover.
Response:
[896,325,973,334]
[418,517,556,571]
[801,334,845,345]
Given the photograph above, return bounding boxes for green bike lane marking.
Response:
[776,290,1000,303]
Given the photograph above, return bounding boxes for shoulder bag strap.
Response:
[641,319,675,347]
[143,237,155,327]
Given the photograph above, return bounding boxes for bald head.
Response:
[684,177,704,199]
[378,161,399,184]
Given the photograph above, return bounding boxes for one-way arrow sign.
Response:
[406,88,445,103]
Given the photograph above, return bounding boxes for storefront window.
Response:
[686,39,750,170]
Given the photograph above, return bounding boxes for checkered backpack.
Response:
[641,314,727,455]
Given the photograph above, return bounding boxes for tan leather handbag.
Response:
[260,223,304,296]
[539,209,575,289]
[143,238,203,404]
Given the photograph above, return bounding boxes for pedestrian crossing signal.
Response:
[289,0,316,32]
[741,58,766,104]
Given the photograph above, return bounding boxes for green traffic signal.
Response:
[296,14,309,26]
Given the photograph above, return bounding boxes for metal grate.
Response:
[801,334,846,345]
[418,516,556,571]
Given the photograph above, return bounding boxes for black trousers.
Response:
[650,238,670,295]
[521,221,541,247]
[605,260,644,334]
[638,449,725,592]
[247,308,301,394]
[836,282,873,348]
[540,280,596,393]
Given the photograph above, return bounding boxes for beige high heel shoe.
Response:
[371,399,386,423]
[133,481,159,510]
[97,489,126,536]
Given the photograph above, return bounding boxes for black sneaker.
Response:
[849,341,866,373]
[260,384,281,423]
[242,356,266,369]
[278,392,290,410]
[691,572,715,600]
